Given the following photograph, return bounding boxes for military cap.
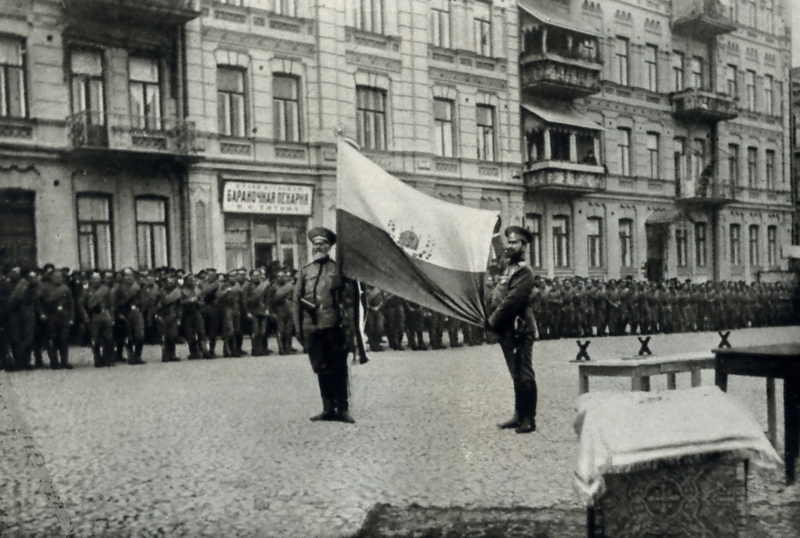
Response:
[308,226,337,245]
[504,225,532,244]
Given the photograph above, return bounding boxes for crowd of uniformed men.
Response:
[0,262,796,372]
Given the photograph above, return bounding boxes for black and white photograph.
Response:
[1,0,799,536]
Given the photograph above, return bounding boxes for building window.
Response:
[644,45,658,92]
[526,213,542,268]
[77,194,113,270]
[353,0,383,34]
[129,56,161,130]
[646,132,660,179]
[675,227,689,268]
[433,98,455,158]
[619,218,634,268]
[273,74,300,142]
[692,138,706,180]
[730,224,741,266]
[767,225,777,266]
[764,75,773,115]
[775,80,783,116]
[690,56,703,89]
[356,86,387,150]
[617,127,631,176]
[587,217,603,268]
[671,51,684,92]
[728,143,739,185]
[272,0,297,16]
[473,2,492,56]
[674,137,686,185]
[615,37,629,86]
[766,149,775,190]
[70,49,105,124]
[745,70,756,111]
[746,0,756,27]
[695,222,707,268]
[552,215,570,268]
[747,147,757,187]
[726,64,738,98]
[0,36,27,118]
[217,66,247,137]
[749,224,759,266]
[476,104,495,161]
[430,7,451,48]
[135,197,169,270]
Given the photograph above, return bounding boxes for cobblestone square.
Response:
[1,326,799,537]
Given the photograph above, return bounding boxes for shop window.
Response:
[0,36,27,118]
[129,56,161,130]
[77,194,113,270]
[135,197,169,270]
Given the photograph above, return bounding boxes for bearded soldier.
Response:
[487,226,537,435]
[293,227,356,424]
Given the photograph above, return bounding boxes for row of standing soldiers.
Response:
[0,265,299,371]
[518,276,797,339]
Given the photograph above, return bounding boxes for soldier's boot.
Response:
[208,338,217,358]
[187,340,199,359]
[33,347,44,368]
[199,339,211,359]
[168,341,180,361]
[333,374,355,424]
[129,343,144,365]
[515,380,538,434]
[310,375,336,422]
[59,346,72,370]
[277,334,286,355]
[498,381,522,429]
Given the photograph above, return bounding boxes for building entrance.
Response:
[645,224,667,282]
[0,190,36,268]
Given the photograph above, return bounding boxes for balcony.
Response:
[520,52,602,99]
[67,112,200,161]
[672,0,737,38]
[523,161,605,195]
[671,88,738,122]
[63,0,201,27]
[676,178,736,207]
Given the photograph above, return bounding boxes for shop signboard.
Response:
[222,181,313,215]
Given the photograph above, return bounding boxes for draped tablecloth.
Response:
[573,385,782,505]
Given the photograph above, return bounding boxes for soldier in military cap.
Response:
[487,226,537,434]
[293,227,356,424]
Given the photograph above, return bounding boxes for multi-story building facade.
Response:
[519,0,794,282]
[0,0,793,283]
[0,0,522,272]
[792,65,800,247]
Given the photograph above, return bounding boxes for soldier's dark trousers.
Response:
[10,309,35,369]
[306,327,349,418]
[33,318,46,367]
[202,306,222,356]
[46,323,71,369]
[250,315,268,356]
[499,332,537,424]
[183,310,208,359]
[275,311,293,354]
[89,312,113,367]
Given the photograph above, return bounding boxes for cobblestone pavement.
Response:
[1,327,798,537]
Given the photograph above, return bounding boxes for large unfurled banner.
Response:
[336,139,499,326]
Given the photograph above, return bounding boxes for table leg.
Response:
[632,375,650,392]
[784,375,799,485]
[580,371,589,395]
[715,364,728,392]
[766,378,777,448]
[690,369,701,388]
[667,373,677,390]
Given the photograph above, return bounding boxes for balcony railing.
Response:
[523,160,605,194]
[64,0,201,25]
[676,178,736,206]
[67,111,199,158]
[672,0,737,37]
[520,51,602,99]
[671,88,738,122]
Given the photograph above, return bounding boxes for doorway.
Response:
[0,190,36,268]
[645,224,667,282]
